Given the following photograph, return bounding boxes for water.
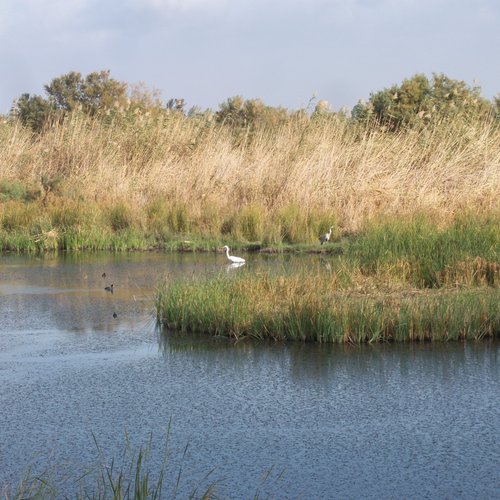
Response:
[0,253,499,499]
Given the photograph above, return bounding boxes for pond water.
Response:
[0,253,499,499]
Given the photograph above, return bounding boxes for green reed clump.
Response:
[351,213,500,287]
[0,179,28,201]
[146,199,191,238]
[107,202,134,231]
[157,270,500,343]
[8,426,221,500]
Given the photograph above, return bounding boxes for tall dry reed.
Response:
[1,111,499,238]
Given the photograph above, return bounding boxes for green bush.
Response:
[215,96,290,129]
[0,180,27,201]
[107,203,133,231]
[10,94,57,132]
[352,73,492,130]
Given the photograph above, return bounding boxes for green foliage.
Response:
[353,73,492,130]
[237,204,266,241]
[219,205,266,242]
[0,179,27,201]
[107,203,134,231]
[1,202,40,231]
[10,93,56,132]
[157,272,500,343]
[44,70,129,115]
[493,94,500,119]
[166,203,191,233]
[215,96,289,128]
[351,213,500,287]
[275,204,335,244]
[11,70,130,131]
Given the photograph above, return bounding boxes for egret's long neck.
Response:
[225,247,230,258]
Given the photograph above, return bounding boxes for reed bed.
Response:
[1,109,499,250]
[156,272,500,343]
[8,429,219,500]
[157,215,499,343]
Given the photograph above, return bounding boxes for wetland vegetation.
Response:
[157,214,500,343]
[2,70,499,342]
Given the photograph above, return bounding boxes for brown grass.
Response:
[1,111,499,236]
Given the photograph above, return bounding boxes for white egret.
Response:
[320,226,334,245]
[222,245,245,263]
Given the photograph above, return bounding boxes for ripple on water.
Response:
[0,254,499,498]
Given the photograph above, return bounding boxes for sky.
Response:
[0,0,498,114]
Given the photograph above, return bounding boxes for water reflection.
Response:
[226,262,246,272]
[159,329,499,389]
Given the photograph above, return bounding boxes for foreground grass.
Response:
[8,430,219,500]
[7,429,284,500]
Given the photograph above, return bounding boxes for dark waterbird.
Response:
[105,284,114,293]
[113,312,118,318]
[320,226,333,245]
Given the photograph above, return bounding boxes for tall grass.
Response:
[1,109,499,250]
[156,272,500,343]
[352,213,500,287]
[8,429,219,500]
[156,214,499,343]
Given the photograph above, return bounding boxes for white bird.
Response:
[222,245,245,263]
[320,226,334,245]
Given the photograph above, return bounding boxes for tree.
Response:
[215,96,289,128]
[353,73,491,130]
[10,93,56,132]
[44,70,128,115]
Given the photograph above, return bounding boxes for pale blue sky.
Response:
[0,0,498,113]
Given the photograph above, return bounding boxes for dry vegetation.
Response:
[1,108,499,250]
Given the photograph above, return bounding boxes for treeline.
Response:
[8,70,500,133]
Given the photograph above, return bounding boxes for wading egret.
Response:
[320,226,334,245]
[222,245,245,263]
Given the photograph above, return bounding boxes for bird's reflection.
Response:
[226,262,246,272]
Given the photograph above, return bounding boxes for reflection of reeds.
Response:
[1,110,499,249]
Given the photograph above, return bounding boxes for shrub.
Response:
[352,73,492,130]
[0,180,27,201]
[107,203,133,231]
[10,94,57,132]
[215,96,289,129]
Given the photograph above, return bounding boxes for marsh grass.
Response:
[156,212,499,344]
[352,213,500,287]
[157,212,500,343]
[9,428,220,500]
[1,109,499,252]
[157,271,500,343]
